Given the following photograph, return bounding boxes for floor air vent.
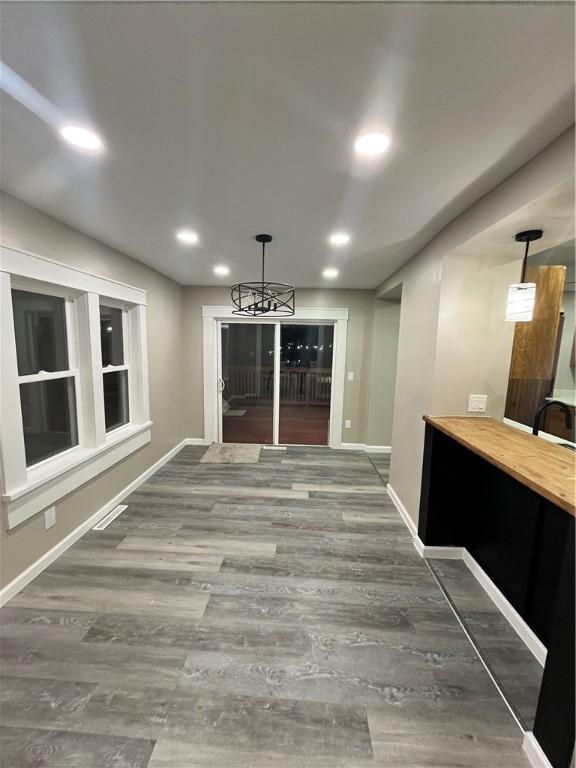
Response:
[93,504,128,530]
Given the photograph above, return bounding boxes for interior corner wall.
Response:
[182,286,399,447]
[363,299,401,447]
[377,249,444,521]
[0,193,186,588]
[376,126,575,528]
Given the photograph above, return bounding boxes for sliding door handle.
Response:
[217,378,226,393]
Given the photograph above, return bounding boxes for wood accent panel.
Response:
[423,416,575,515]
[508,265,566,380]
[505,266,566,428]
[544,403,576,442]
[505,379,552,427]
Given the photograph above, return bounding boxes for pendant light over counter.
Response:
[505,229,543,322]
[231,234,295,316]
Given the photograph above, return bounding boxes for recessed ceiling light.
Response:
[176,229,199,245]
[59,124,104,153]
[323,267,339,279]
[354,131,391,158]
[328,232,351,247]
[214,265,230,277]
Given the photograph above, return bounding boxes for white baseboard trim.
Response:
[0,438,189,607]
[386,483,417,538]
[522,732,553,768]
[386,485,547,669]
[415,538,465,559]
[386,489,464,560]
[427,558,525,735]
[183,437,209,446]
[340,443,391,453]
[412,535,425,557]
[185,438,386,452]
[462,549,547,666]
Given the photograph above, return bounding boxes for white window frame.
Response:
[0,246,151,530]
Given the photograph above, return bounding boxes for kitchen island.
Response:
[419,416,574,768]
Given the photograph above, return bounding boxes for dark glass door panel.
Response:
[221,323,274,444]
[279,325,333,445]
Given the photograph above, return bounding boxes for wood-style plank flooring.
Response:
[0,446,531,767]
[429,558,543,730]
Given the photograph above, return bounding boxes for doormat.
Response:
[200,443,261,464]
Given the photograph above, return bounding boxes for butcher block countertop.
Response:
[424,416,575,516]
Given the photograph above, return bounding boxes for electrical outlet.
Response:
[347,372,355,382]
[345,419,352,429]
[44,507,56,529]
[468,394,488,413]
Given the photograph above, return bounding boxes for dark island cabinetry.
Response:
[419,416,574,768]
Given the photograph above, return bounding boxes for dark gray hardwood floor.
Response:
[0,446,530,767]
[429,558,543,731]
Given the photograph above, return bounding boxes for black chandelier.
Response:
[231,234,295,316]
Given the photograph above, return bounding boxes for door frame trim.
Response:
[202,306,349,448]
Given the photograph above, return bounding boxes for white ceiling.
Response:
[1,3,574,288]
[450,180,576,270]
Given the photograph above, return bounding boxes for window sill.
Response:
[3,421,153,529]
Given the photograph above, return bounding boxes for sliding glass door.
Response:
[219,321,333,446]
[220,323,275,444]
[279,325,333,445]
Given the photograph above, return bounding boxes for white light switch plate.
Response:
[44,507,56,529]
[468,394,488,413]
[347,372,355,382]
[345,419,352,429]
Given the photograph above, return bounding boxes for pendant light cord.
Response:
[261,240,265,285]
[520,240,529,283]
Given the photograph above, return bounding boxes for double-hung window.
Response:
[100,304,130,432]
[13,289,79,466]
[1,246,151,529]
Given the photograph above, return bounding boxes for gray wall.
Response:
[377,127,575,526]
[433,255,518,417]
[0,193,186,587]
[363,299,401,447]
[378,247,443,521]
